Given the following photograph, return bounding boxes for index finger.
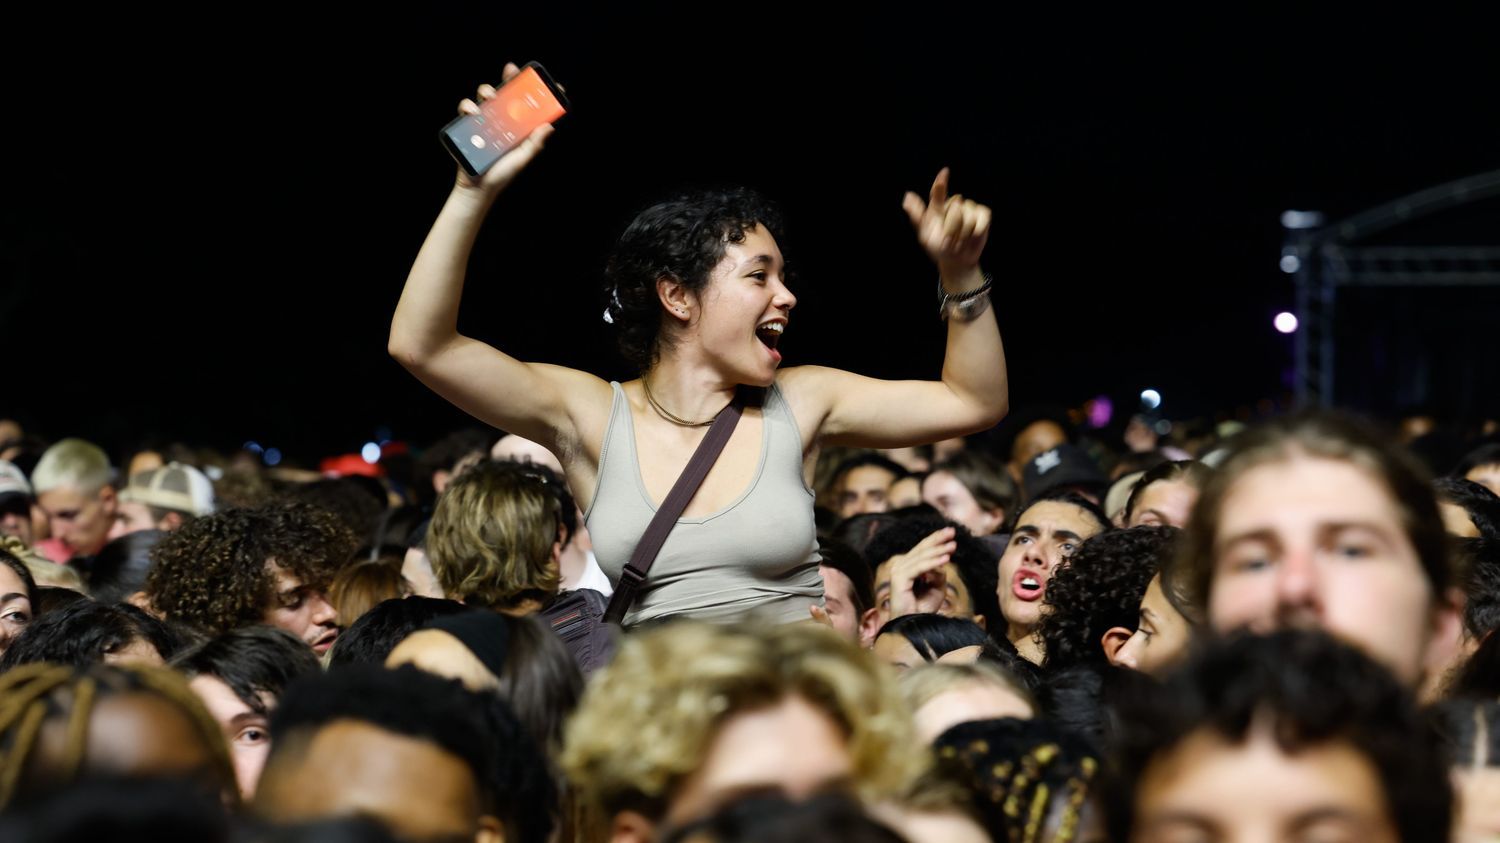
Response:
[928,167,951,209]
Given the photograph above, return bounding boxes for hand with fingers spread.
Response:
[887,527,959,619]
[452,62,557,199]
[901,168,993,279]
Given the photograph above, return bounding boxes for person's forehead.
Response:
[819,565,856,600]
[189,674,256,721]
[844,465,897,489]
[37,486,90,507]
[1217,457,1403,536]
[1016,501,1099,534]
[0,564,27,595]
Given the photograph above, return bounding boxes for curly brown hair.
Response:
[145,502,355,634]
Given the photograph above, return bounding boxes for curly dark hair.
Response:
[603,188,786,372]
[1038,526,1179,672]
[145,503,355,635]
[1105,629,1452,843]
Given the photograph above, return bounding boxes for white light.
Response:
[1279,254,1301,273]
[264,448,282,467]
[1280,210,1326,230]
[1275,312,1299,334]
[1141,389,1162,410]
[244,441,263,454]
[362,442,382,464]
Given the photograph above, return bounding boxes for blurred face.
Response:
[836,466,898,518]
[263,564,339,655]
[873,633,927,670]
[1466,463,1500,497]
[922,471,1003,535]
[912,681,1034,743]
[1127,480,1198,528]
[665,694,852,826]
[691,224,796,388]
[1207,456,1441,686]
[996,501,1104,638]
[1011,421,1067,470]
[1439,502,1482,538]
[0,496,32,545]
[108,500,159,541]
[887,476,923,509]
[1112,575,1192,677]
[190,674,272,800]
[255,720,497,843]
[1131,725,1398,843]
[0,565,33,657]
[37,484,116,556]
[818,565,863,645]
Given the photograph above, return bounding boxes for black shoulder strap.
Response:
[602,392,745,625]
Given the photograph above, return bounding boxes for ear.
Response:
[972,613,987,632]
[433,469,452,495]
[656,275,694,324]
[1421,587,1468,687]
[609,810,657,843]
[158,511,184,532]
[1100,627,1133,666]
[858,606,883,650]
[475,814,505,843]
[98,485,117,512]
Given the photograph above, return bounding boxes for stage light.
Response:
[362,442,382,464]
[1279,254,1301,273]
[1280,210,1326,230]
[1275,312,1299,334]
[264,448,282,467]
[1141,389,1162,410]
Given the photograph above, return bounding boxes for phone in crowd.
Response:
[440,62,569,178]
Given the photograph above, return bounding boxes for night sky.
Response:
[6,6,1498,464]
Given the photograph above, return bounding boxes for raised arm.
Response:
[388,66,608,455]
[781,169,1009,448]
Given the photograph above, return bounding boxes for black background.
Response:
[5,5,1497,463]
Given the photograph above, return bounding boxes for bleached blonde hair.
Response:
[562,621,921,822]
[30,438,113,495]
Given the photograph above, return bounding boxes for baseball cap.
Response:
[118,462,215,517]
[0,460,30,499]
[1022,444,1109,502]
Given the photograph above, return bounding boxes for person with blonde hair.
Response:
[562,621,921,843]
[30,437,118,562]
[425,459,563,615]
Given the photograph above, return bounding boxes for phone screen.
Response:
[442,66,567,177]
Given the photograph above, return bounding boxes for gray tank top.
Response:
[585,381,823,626]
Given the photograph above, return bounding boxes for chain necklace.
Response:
[641,375,720,428]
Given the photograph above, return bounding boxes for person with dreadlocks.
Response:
[931,718,1104,843]
[0,662,237,809]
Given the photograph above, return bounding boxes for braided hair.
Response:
[933,718,1100,843]
[0,662,237,809]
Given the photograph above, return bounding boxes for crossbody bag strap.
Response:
[602,391,745,626]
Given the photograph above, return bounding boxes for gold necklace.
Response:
[641,375,719,427]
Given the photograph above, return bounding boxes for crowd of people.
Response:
[2,67,1499,843]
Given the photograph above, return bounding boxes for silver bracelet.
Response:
[938,272,993,321]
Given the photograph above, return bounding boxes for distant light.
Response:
[264,448,282,467]
[1085,396,1113,429]
[362,442,382,464]
[1275,312,1299,334]
[1141,389,1162,410]
[1279,254,1301,274]
[1280,210,1326,230]
[244,441,264,454]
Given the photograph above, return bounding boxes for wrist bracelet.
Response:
[938,272,993,320]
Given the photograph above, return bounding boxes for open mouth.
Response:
[311,629,340,653]
[756,320,784,351]
[1012,570,1046,602]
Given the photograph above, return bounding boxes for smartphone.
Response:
[440,62,569,178]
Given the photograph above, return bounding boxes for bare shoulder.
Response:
[774,366,847,443]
